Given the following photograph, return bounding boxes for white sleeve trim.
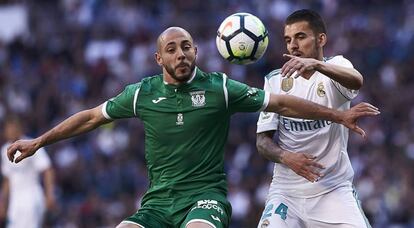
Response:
[259,91,270,111]
[186,219,217,228]
[133,87,141,116]
[101,101,112,120]
[120,221,145,228]
[222,73,229,109]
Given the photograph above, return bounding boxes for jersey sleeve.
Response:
[257,76,279,133]
[328,56,359,100]
[224,74,270,113]
[33,148,51,172]
[102,83,141,119]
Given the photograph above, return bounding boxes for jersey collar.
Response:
[163,67,198,85]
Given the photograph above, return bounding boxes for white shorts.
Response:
[257,186,371,228]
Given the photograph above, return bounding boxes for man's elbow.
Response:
[351,71,363,90]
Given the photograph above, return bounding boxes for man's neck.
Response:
[163,68,196,85]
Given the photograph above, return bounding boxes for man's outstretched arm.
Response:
[7,104,111,163]
[265,94,379,137]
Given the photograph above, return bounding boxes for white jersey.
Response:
[257,55,359,198]
[1,140,51,228]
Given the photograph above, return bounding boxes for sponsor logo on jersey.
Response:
[152,97,167,103]
[176,113,184,125]
[211,215,221,222]
[317,82,326,97]
[191,199,224,215]
[281,117,332,131]
[190,91,206,107]
[281,77,294,92]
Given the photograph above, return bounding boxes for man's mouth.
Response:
[176,63,189,69]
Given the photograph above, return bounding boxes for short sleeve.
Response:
[328,56,359,100]
[102,83,141,119]
[257,77,279,133]
[224,74,269,113]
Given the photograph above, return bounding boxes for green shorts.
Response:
[122,194,231,228]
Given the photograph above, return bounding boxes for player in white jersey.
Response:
[256,10,372,227]
[0,116,55,228]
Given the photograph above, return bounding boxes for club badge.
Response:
[189,91,206,107]
[317,82,326,97]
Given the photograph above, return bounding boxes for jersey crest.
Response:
[317,82,326,97]
[281,77,294,92]
[190,90,206,107]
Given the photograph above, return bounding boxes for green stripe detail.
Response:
[323,56,334,62]
[352,186,372,228]
[265,68,281,80]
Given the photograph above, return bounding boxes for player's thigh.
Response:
[118,208,169,228]
[308,187,371,228]
[257,195,305,228]
[182,199,230,228]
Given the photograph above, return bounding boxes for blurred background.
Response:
[0,0,413,227]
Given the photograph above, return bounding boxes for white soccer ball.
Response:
[216,12,269,65]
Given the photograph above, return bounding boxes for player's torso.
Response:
[270,71,348,151]
[136,70,229,197]
[266,69,354,197]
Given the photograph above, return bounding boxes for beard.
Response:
[165,60,196,83]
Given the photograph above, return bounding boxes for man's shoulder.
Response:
[265,68,282,80]
[324,55,351,64]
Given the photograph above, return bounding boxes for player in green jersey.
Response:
[6,27,379,228]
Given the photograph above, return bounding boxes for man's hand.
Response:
[340,102,380,138]
[7,139,41,163]
[281,151,325,182]
[281,54,319,78]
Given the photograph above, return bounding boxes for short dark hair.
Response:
[285,9,326,34]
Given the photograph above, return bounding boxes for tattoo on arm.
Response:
[256,131,285,164]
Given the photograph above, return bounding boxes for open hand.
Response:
[281,151,325,182]
[340,102,380,138]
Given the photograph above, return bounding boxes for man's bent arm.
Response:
[256,131,285,163]
[316,62,363,90]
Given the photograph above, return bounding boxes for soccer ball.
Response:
[216,12,269,65]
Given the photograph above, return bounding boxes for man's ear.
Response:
[318,33,327,48]
[155,52,163,66]
[194,46,198,57]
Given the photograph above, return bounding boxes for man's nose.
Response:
[289,39,299,49]
[177,48,185,60]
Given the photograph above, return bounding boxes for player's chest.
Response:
[137,88,225,127]
[279,77,330,106]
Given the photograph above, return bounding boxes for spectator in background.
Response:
[0,116,56,228]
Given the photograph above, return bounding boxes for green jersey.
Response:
[103,67,268,224]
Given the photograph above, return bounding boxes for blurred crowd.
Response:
[0,0,413,227]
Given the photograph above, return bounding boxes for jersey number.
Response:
[261,203,288,221]
[275,203,288,220]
